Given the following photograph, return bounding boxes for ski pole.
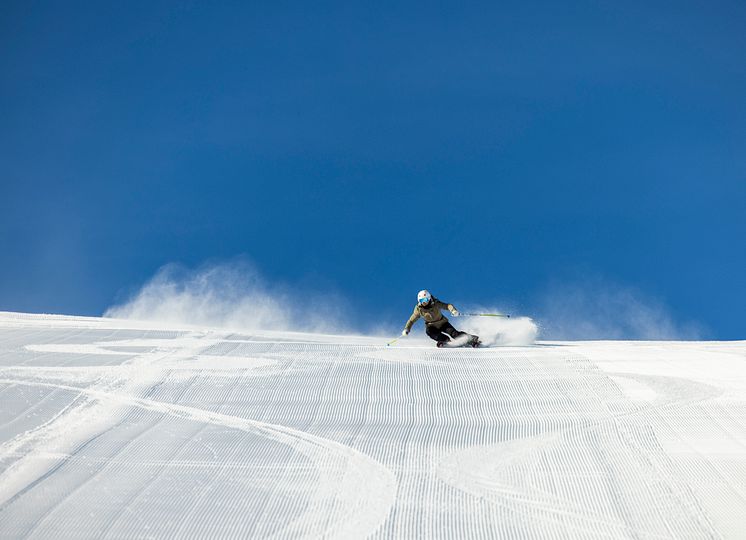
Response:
[463,312,510,318]
[386,335,403,347]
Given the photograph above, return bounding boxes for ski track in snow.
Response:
[0,312,745,538]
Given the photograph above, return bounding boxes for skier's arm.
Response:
[404,307,420,332]
[436,299,459,316]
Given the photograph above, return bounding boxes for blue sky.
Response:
[1,1,744,338]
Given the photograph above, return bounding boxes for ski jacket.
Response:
[404,297,457,332]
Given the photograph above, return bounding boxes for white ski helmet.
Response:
[417,289,432,306]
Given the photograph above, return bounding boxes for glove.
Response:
[402,329,409,336]
[451,309,460,317]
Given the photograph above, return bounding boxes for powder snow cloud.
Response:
[105,259,351,334]
[535,278,705,340]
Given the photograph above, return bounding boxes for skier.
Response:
[401,290,480,347]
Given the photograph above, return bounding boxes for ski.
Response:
[437,335,481,348]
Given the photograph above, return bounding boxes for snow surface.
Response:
[0,311,745,539]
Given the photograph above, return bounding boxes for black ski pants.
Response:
[426,321,467,343]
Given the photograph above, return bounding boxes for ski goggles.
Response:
[418,296,431,305]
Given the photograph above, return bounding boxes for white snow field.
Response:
[0,311,745,539]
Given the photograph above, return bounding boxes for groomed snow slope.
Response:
[0,312,744,539]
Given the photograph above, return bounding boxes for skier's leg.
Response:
[426,324,449,344]
[442,322,480,346]
[441,322,467,340]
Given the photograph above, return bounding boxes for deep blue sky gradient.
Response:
[1,1,744,337]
